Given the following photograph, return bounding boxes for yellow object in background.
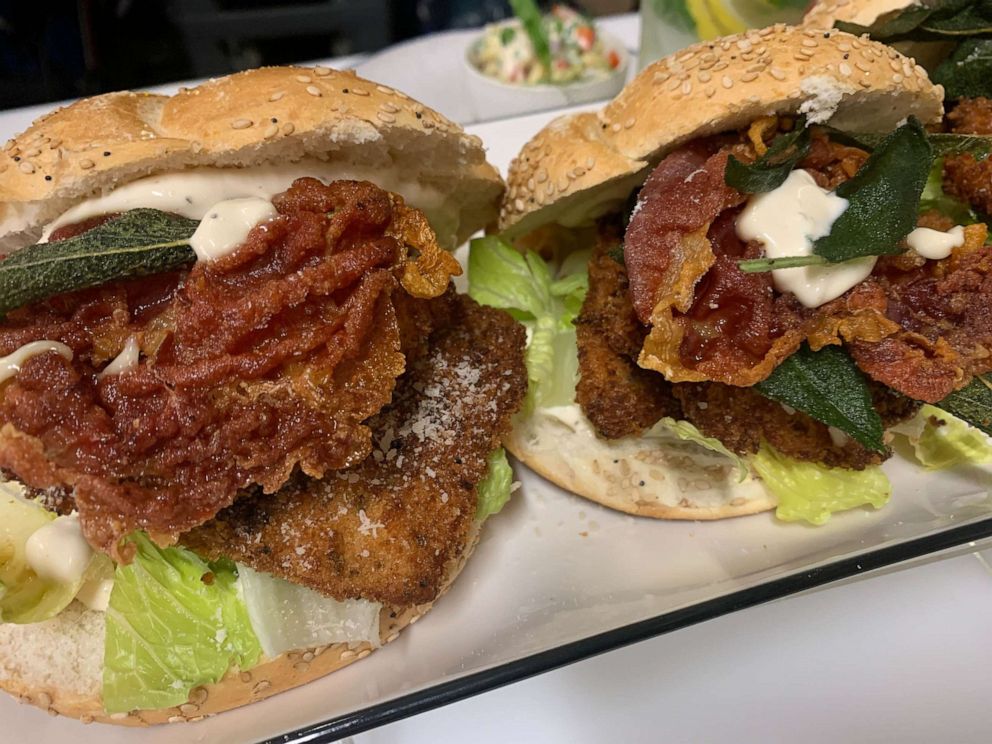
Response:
[639,0,806,68]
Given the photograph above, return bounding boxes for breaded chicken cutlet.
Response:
[184,294,527,606]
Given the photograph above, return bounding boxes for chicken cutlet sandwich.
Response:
[0,66,527,724]
[468,24,992,525]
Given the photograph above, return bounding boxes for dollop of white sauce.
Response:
[0,340,72,384]
[25,513,92,585]
[75,576,114,612]
[737,169,874,309]
[98,335,140,378]
[189,197,277,262]
[41,160,447,242]
[906,225,964,260]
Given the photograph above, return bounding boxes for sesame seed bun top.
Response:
[0,66,504,251]
[499,25,943,238]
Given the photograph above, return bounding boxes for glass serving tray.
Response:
[3,108,992,744]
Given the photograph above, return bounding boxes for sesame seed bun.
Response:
[0,520,480,726]
[499,24,943,237]
[0,66,503,251]
[506,411,775,520]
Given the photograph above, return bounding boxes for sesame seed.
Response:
[535,168,548,183]
[25,148,40,157]
[314,66,331,76]
[624,116,636,128]
[801,38,817,48]
[263,123,279,138]
[340,649,357,660]
[839,63,852,76]
[892,73,904,83]
[79,158,94,169]
[721,75,733,89]
[514,198,524,211]
[856,61,871,73]
[179,704,199,715]
[769,67,786,80]
[295,74,312,83]
[269,91,285,102]
[611,122,622,132]
[351,87,370,96]
[585,156,596,168]
[18,161,34,174]
[357,649,372,659]
[231,118,253,129]
[382,102,400,113]
[741,72,759,82]
[303,651,315,662]
[557,176,569,191]
[386,632,400,643]
[306,85,321,97]
[698,70,712,83]
[282,122,295,134]
[376,111,396,123]
[252,680,271,695]
[681,80,692,94]
[376,84,394,94]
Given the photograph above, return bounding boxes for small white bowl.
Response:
[463,28,629,121]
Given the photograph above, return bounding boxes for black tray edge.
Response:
[263,516,992,743]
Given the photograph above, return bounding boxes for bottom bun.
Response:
[506,406,775,520]
[0,521,481,726]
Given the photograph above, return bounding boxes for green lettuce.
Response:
[468,236,588,410]
[477,448,514,520]
[103,534,261,714]
[752,443,891,525]
[656,418,750,482]
[0,489,111,624]
[900,404,992,470]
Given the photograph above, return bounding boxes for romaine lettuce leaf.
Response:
[899,404,992,470]
[238,565,381,658]
[468,236,588,410]
[103,534,261,714]
[0,487,111,624]
[752,443,891,525]
[656,418,749,482]
[477,448,513,520]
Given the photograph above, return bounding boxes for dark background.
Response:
[0,0,635,110]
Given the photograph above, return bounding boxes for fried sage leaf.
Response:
[933,38,992,98]
[725,118,812,194]
[0,209,198,316]
[937,376,992,436]
[814,117,932,262]
[755,344,886,453]
[739,119,933,272]
[837,0,992,40]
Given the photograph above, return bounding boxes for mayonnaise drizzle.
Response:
[189,197,278,262]
[736,169,872,309]
[0,340,72,384]
[906,225,964,260]
[99,335,140,378]
[41,160,447,243]
[24,514,92,585]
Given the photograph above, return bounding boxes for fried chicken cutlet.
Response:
[183,294,527,606]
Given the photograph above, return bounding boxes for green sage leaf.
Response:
[836,0,992,40]
[725,118,812,194]
[755,344,886,452]
[812,117,933,263]
[937,375,992,436]
[933,38,992,98]
[0,209,198,317]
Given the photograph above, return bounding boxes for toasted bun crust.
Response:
[1,66,503,249]
[499,25,943,236]
[506,410,775,520]
[0,520,480,726]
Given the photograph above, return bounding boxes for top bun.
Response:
[499,24,943,238]
[0,66,503,250]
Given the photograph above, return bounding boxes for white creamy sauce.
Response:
[736,169,873,309]
[0,340,72,384]
[906,225,964,260]
[24,513,92,585]
[41,160,448,243]
[189,197,278,262]
[98,335,140,378]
